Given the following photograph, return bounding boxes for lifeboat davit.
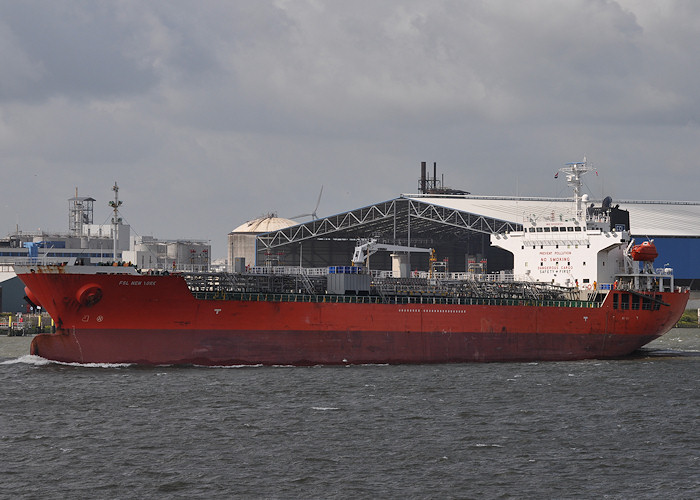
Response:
[631,241,658,262]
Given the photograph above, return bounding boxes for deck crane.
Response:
[351,238,434,275]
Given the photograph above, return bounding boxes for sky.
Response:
[1,0,699,259]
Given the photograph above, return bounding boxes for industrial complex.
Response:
[229,162,700,288]
[2,162,700,314]
[0,183,210,313]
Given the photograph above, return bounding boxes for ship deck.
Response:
[188,290,604,308]
[182,271,605,308]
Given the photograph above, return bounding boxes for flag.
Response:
[554,172,559,179]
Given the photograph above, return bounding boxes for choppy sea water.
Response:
[1,329,698,499]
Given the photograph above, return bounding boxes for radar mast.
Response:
[557,157,592,222]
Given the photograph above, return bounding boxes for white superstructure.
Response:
[491,159,667,291]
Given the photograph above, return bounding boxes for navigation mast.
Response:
[108,182,122,260]
[557,157,592,222]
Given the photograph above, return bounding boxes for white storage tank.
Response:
[228,214,297,271]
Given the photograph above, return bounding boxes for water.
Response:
[1,330,698,499]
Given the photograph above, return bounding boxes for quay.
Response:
[0,334,34,359]
[0,312,50,359]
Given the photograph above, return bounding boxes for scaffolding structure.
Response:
[68,191,95,236]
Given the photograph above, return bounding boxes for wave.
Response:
[1,354,52,366]
[0,354,133,368]
[641,348,700,358]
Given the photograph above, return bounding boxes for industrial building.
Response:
[228,214,298,271]
[0,194,130,266]
[0,185,211,312]
[123,236,210,273]
[230,163,700,288]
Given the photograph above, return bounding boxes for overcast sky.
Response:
[1,0,699,259]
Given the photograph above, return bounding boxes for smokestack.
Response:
[420,161,427,193]
[433,162,437,190]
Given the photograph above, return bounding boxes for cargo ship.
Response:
[15,161,688,365]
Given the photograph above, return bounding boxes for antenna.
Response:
[108,182,123,260]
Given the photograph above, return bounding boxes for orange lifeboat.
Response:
[630,241,658,262]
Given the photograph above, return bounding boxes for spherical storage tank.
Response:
[228,213,297,270]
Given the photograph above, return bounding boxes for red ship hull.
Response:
[17,269,689,365]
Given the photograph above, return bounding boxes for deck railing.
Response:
[190,291,601,308]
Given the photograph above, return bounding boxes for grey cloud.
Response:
[1,0,699,258]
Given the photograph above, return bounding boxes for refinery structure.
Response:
[0,184,210,271]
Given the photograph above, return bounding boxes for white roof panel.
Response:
[405,195,700,237]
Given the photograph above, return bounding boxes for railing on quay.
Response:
[0,313,54,336]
